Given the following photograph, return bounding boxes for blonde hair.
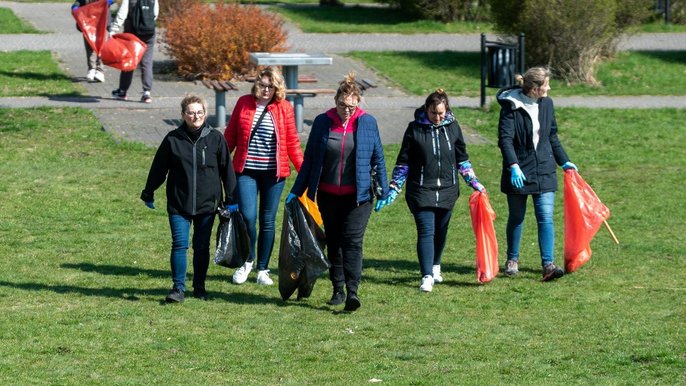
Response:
[334,71,362,103]
[424,88,450,112]
[515,67,551,95]
[181,94,207,115]
[252,66,286,101]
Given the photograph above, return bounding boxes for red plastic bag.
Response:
[564,170,610,273]
[100,33,147,71]
[469,191,499,283]
[72,0,109,55]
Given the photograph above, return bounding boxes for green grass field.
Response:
[0,106,684,384]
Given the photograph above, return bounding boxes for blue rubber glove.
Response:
[374,198,387,212]
[107,0,113,5]
[226,204,239,213]
[144,201,155,209]
[562,161,578,171]
[71,4,79,10]
[510,164,526,189]
[285,193,297,204]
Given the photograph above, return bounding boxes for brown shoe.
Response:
[542,263,564,282]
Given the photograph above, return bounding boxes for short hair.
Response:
[334,71,362,103]
[424,88,450,112]
[251,66,286,101]
[515,67,551,95]
[181,94,207,115]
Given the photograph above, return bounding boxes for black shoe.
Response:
[344,293,361,311]
[193,288,208,301]
[111,88,127,100]
[542,263,564,282]
[326,290,345,306]
[165,287,185,303]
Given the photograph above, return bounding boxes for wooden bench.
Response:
[196,79,239,129]
[286,88,336,132]
[355,78,377,93]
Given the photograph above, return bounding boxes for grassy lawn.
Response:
[0,51,81,97]
[348,50,686,96]
[0,105,684,384]
[271,4,492,33]
[0,6,40,33]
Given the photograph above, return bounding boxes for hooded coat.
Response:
[394,106,470,211]
[497,86,570,195]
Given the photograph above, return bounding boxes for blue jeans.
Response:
[412,207,453,277]
[169,213,216,292]
[235,173,285,271]
[505,192,556,266]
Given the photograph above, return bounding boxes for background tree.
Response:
[489,0,652,85]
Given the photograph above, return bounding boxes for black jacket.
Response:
[141,123,236,215]
[395,107,470,211]
[497,86,570,195]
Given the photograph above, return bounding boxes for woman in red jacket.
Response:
[224,67,303,286]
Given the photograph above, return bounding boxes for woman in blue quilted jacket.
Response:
[287,72,389,312]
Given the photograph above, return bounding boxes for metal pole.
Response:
[215,90,226,129]
[665,0,671,23]
[518,33,525,75]
[480,33,486,108]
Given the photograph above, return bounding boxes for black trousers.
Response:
[317,191,372,295]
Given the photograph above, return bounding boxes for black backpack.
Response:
[130,0,155,35]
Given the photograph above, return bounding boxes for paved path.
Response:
[1,1,685,146]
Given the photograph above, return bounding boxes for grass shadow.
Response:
[632,50,686,65]
[278,4,419,26]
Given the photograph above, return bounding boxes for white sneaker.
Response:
[86,69,96,81]
[94,70,105,82]
[420,275,434,292]
[232,261,253,284]
[256,270,274,286]
[432,265,443,283]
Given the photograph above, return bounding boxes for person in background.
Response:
[141,94,237,303]
[109,0,158,103]
[496,66,577,282]
[286,72,389,312]
[71,0,112,82]
[224,67,303,286]
[379,89,485,292]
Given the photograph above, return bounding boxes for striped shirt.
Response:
[245,104,277,171]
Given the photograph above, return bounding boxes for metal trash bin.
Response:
[480,33,525,107]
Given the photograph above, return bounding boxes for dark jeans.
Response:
[168,213,216,292]
[317,192,372,295]
[235,173,285,271]
[412,207,453,277]
[118,32,155,92]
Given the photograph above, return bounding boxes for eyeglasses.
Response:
[185,110,205,117]
[336,101,357,112]
[257,82,274,90]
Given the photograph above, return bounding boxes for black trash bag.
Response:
[214,208,250,269]
[278,199,329,301]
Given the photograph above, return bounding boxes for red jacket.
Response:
[224,95,303,178]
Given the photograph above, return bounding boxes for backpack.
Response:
[130,0,155,35]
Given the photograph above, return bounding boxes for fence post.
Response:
[480,33,486,108]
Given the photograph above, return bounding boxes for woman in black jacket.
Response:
[496,67,577,282]
[381,89,485,292]
[141,94,237,302]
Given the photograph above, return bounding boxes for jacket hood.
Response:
[413,106,455,127]
[496,86,539,109]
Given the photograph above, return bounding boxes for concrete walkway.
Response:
[1,1,685,146]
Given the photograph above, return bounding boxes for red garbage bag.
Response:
[564,170,610,273]
[469,191,499,283]
[72,0,109,54]
[100,33,147,71]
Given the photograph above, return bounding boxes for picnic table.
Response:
[249,52,333,132]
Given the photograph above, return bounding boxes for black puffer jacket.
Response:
[395,107,470,211]
[141,123,236,215]
[497,86,570,195]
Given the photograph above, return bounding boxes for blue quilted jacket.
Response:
[291,110,389,204]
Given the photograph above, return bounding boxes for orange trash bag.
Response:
[469,191,499,283]
[100,33,147,72]
[563,170,610,273]
[298,189,323,226]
